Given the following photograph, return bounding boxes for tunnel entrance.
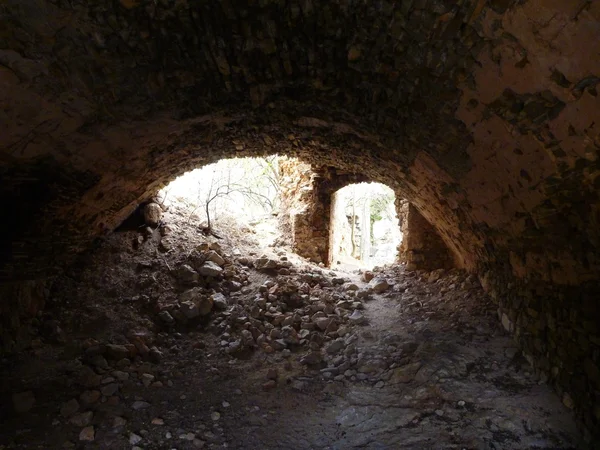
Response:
[329,183,401,270]
[157,156,286,248]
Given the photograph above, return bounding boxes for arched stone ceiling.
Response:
[2,0,600,438]
[2,0,597,286]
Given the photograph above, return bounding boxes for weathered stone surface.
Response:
[206,251,225,267]
[198,262,223,277]
[368,278,390,294]
[79,426,95,442]
[142,203,162,227]
[179,288,214,316]
[211,293,228,311]
[398,203,455,271]
[0,0,599,442]
[176,265,199,284]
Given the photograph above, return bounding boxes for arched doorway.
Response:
[329,183,401,270]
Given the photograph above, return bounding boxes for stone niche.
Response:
[398,201,457,271]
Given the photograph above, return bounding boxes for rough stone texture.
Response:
[279,161,368,263]
[277,158,321,261]
[399,203,456,271]
[0,0,599,442]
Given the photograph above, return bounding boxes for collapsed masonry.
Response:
[277,159,455,270]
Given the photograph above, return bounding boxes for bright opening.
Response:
[157,156,287,246]
[329,182,402,270]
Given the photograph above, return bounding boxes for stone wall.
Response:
[398,202,456,271]
[278,161,369,264]
[278,158,327,263]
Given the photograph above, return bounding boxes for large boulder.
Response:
[142,203,162,227]
[368,277,390,293]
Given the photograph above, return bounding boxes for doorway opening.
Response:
[157,156,287,247]
[329,182,402,270]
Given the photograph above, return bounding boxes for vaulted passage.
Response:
[1,0,599,446]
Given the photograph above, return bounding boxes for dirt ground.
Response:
[0,205,582,449]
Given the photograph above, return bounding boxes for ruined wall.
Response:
[398,202,456,271]
[278,158,326,263]
[278,161,369,264]
[1,0,599,442]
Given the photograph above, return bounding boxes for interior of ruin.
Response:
[1,0,599,448]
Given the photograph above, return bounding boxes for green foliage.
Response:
[370,192,394,223]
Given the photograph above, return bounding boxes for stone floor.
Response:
[0,216,582,449]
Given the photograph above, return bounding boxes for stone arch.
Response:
[1,0,600,440]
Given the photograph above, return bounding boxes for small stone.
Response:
[79,426,95,442]
[179,288,214,316]
[300,352,323,366]
[113,416,127,428]
[80,390,101,404]
[159,310,175,324]
[132,400,151,410]
[180,300,200,319]
[101,383,119,396]
[211,411,221,421]
[129,433,143,445]
[198,261,223,277]
[180,432,196,441]
[112,371,129,381]
[348,310,367,324]
[70,411,93,427]
[254,257,279,271]
[12,391,35,413]
[148,346,163,363]
[263,380,277,391]
[212,293,228,310]
[457,400,466,408]
[326,340,344,354]
[562,392,575,409]
[60,399,79,418]
[206,250,225,266]
[177,264,199,283]
[141,373,155,387]
[151,417,164,425]
[290,380,307,391]
[314,317,331,331]
[105,344,130,360]
[361,271,375,282]
[368,277,389,293]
